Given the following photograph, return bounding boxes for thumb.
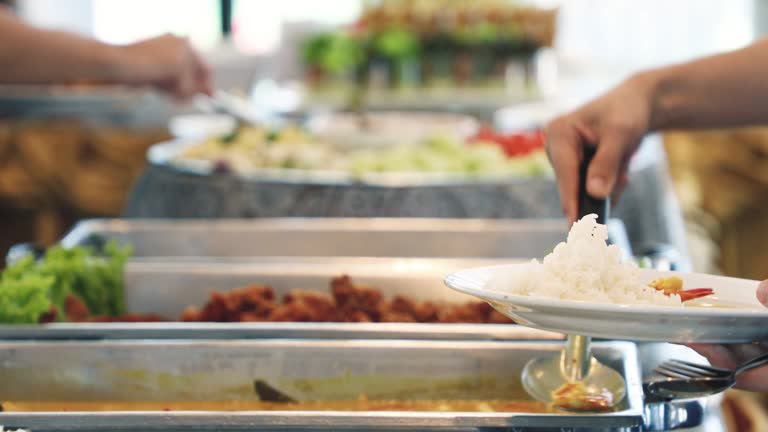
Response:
[586,131,629,198]
[757,280,768,307]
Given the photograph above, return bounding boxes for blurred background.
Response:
[1,0,767,284]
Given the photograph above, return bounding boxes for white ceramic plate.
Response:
[444,263,768,343]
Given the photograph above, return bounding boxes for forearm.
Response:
[0,8,127,84]
[642,38,768,130]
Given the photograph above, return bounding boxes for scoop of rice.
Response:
[489,214,681,306]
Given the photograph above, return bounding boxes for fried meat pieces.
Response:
[181,275,513,324]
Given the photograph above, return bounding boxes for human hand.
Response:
[115,34,213,100]
[544,73,658,223]
[686,280,768,392]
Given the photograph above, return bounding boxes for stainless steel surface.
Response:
[128,154,567,219]
[61,218,569,259]
[643,399,709,432]
[0,257,563,340]
[60,217,632,260]
[0,322,562,341]
[0,339,686,432]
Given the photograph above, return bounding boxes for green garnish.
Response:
[0,242,131,324]
[266,130,280,142]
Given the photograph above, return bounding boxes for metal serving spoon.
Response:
[194,91,261,143]
[522,334,627,410]
[521,146,627,411]
[646,353,768,400]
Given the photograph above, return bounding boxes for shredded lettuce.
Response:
[0,266,52,324]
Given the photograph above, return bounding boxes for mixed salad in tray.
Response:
[174,124,550,180]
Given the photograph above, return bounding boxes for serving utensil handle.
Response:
[578,146,610,223]
[562,334,592,380]
[562,146,610,381]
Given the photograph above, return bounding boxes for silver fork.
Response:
[645,353,768,400]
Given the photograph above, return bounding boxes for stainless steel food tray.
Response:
[0,257,562,340]
[0,339,704,431]
[59,217,632,260]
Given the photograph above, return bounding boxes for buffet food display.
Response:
[0,3,736,428]
[24,262,512,324]
[0,243,129,324]
[0,217,627,339]
[302,0,557,90]
[0,234,511,325]
[0,216,718,431]
[131,109,564,219]
[169,120,549,180]
[4,247,513,324]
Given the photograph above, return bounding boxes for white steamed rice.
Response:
[489,214,681,306]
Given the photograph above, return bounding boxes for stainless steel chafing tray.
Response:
[58,217,632,260]
[0,339,705,431]
[0,257,562,340]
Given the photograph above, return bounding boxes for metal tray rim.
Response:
[61,217,571,245]
[0,338,583,350]
[0,322,564,341]
[0,411,643,428]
